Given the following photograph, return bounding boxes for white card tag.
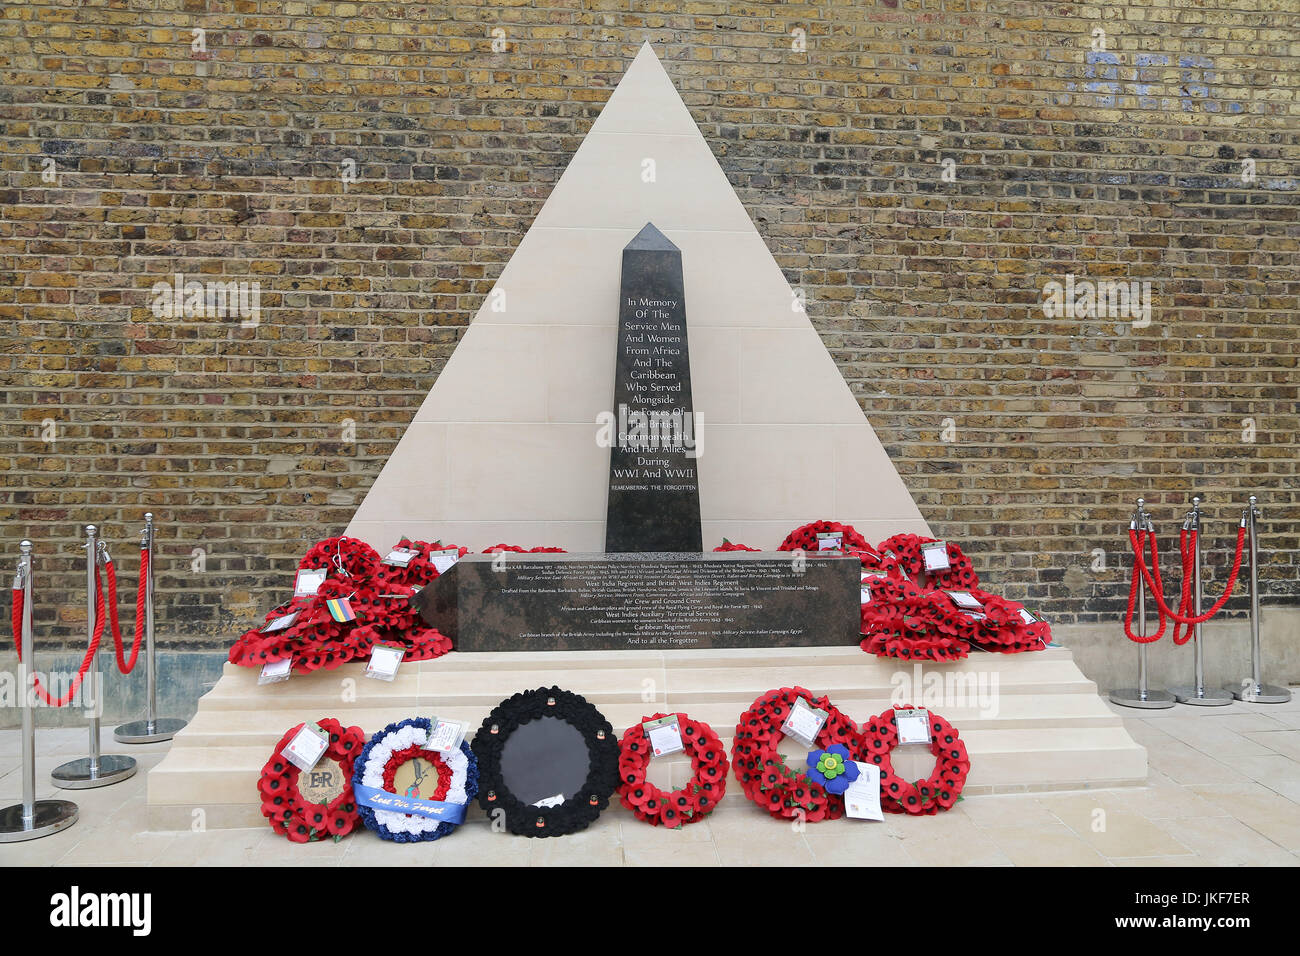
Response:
[896,708,931,745]
[430,549,460,575]
[816,532,843,551]
[532,793,565,808]
[844,762,884,821]
[1019,608,1039,624]
[861,571,886,604]
[364,644,404,681]
[643,716,685,757]
[261,610,300,633]
[382,548,419,568]
[283,722,329,772]
[426,717,466,754]
[293,568,328,597]
[921,541,951,571]
[258,657,292,684]
[945,590,984,610]
[782,698,828,748]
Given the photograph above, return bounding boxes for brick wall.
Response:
[2,1,1296,650]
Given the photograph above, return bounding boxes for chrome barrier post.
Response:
[1227,496,1291,703]
[52,524,137,788]
[1110,498,1175,709]
[115,513,187,742]
[0,541,79,841]
[1171,497,1233,706]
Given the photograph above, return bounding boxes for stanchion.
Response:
[1226,496,1291,704]
[115,513,187,742]
[51,524,138,788]
[1110,499,1175,709]
[0,541,79,842]
[1170,498,1233,707]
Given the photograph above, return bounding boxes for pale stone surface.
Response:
[987,822,1111,867]
[142,646,1146,822]
[7,690,1299,866]
[1069,610,1300,690]
[344,43,929,552]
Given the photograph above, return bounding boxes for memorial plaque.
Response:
[411,551,861,651]
[605,222,703,552]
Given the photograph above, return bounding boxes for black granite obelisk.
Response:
[604,223,703,552]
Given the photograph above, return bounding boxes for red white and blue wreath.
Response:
[351,717,479,842]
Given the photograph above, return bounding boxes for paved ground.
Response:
[2,693,1298,866]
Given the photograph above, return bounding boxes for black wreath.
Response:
[471,686,620,838]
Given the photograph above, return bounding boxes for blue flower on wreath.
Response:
[804,743,860,795]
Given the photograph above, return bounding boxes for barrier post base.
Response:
[114,717,187,744]
[51,754,137,789]
[1226,681,1292,705]
[0,800,79,842]
[1109,687,1176,710]
[1169,685,1234,707]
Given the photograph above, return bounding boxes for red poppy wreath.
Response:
[258,717,367,842]
[777,520,873,554]
[731,687,861,822]
[859,575,972,662]
[876,533,980,591]
[860,707,969,815]
[227,536,458,676]
[712,540,760,552]
[617,712,728,827]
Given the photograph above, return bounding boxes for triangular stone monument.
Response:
[147,45,1148,831]
[345,41,929,552]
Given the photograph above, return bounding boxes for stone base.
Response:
[9,609,1296,731]
[146,644,1147,830]
[1048,608,1300,693]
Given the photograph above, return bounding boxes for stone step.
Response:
[146,645,1147,829]
[196,651,1101,712]
[171,691,1124,750]
[206,644,1079,678]
[146,726,1146,814]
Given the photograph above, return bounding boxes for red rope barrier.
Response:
[9,575,106,708]
[1128,523,1247,634]
[1122,529,1167,643]
[102,548,148,674]
[1165,527,1190,646]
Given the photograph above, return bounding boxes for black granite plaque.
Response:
[604,222,702,552]
[411,551,861,651]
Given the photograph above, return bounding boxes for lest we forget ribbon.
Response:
[353,784,468,824]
